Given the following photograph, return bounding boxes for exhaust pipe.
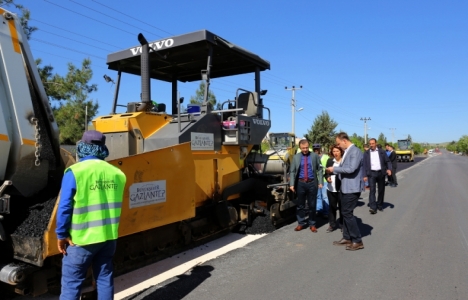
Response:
[137,33,151,112]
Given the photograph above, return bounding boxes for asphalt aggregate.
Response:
[12,196,57,237]
[130,151,468,300]
[241,209,277,235]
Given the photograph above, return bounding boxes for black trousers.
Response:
[296,181,318,227]
[391,167,398,185]
[368,170,386,210]
[341,192,362,243]
[327,190,342,228]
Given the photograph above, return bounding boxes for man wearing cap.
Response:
[289,139,323,232]
[312,143,330,218]
[56,130,127,300]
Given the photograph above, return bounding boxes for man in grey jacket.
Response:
[326,132,364,251]
[290,139,323,232]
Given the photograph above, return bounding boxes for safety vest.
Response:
[67,159,126,246]
[320,154,329,183]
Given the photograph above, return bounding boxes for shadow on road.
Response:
[356,201,366,207]
[356,217,373,237]
[382,202,395,210]
[314,213,330,229]
[132,265,214,300]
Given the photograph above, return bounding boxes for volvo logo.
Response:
[130,39,175,55]
[253,119,270,126]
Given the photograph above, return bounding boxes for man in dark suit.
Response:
[363,138,392,214]
[388,145,398,187]
[289,139,323,233]
[326,132,365,251]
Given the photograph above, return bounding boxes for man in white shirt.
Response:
[363,138,392,214]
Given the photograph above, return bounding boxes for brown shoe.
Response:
[346,242,364,251]
[310,226,317,233]
[333,238,352,246]
[294,225,305,231]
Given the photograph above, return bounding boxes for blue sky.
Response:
[6,0,468,143]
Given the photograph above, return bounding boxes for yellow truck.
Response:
[396,139,414,162]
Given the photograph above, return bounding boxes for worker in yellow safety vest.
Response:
[56,130,126,300]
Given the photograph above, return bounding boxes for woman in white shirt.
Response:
[325,145,343,232]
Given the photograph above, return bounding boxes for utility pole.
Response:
[389,128,396,145]
[285,85,303,137]
[360,117,371,144]
[84,105,88,131]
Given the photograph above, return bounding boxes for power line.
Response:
[91,0,174,36]
[31,18,121,49]
[69,0,163,38]
[31,38,105,60]
[43,0,137,37]
[263,73,297,86]
[212,72,386,132]
[29,4,383,134]
[37,28,114,53]
[269,87,371,129]
[262,75,385,130]
[32,48,110,71]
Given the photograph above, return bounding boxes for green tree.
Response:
[447,141,457,152]
[1,0,37,39]
[351,133,365,145]
[351,136,364,151]
[36,59,65,101]
[53,101,99,144]
[38,59,99,144]
[413,143,422,154]
[458,135,468,154]
[190,82,217,107]
[305,111,338,151]
[377,132,387,146]
[261,140,270,153]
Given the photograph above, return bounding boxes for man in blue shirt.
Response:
[289,140,323,232]
[56,130,126,300]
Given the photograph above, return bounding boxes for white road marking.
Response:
[114,233,266,299]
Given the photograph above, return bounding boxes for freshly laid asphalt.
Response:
[395,155,427,172]
[127,152,468,300]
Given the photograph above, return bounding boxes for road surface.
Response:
[397,155,426,172]
[126,151,468,300]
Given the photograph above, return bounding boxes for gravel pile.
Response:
[243,209,276,235]
[12,197,57,237]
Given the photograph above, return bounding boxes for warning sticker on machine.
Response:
[129,180,166,208]
[191,132,214,150]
